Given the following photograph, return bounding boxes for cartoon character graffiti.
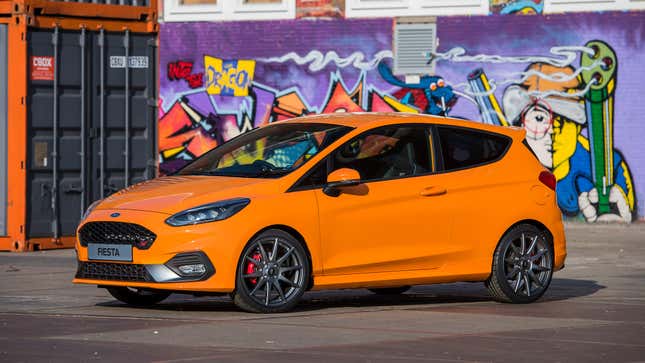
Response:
[501,46,635,222]
[490,0,543,14]
[377,61,457,116]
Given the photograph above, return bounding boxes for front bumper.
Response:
[75,251,215,283]
[73,208,253,293]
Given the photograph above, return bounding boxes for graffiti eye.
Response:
[430,83,437,91]
[437,79,445,87]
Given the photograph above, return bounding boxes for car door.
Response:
[303,124,455,276]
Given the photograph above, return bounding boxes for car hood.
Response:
[96,175,277,215]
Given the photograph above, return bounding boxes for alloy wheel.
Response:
[239,236,306,308]
[502,232,553,298]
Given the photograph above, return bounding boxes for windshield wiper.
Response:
[251,168,291,178]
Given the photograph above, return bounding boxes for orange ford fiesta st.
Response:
[74,113,566,313]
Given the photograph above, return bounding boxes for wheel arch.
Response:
[502,219,554,247]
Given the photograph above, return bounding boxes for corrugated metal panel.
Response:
[0,24,7,236]
[0,0,157,25]
[394,21,436,75]
[26,28,157,238]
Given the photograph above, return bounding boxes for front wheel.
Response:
[106,287,171,306]
[233,229,310,313]
[486,224,554,303]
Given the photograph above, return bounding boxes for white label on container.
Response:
[109,56,149,69]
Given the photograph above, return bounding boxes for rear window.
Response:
[436,126,510,171]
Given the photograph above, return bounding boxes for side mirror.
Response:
[323,168,361,197]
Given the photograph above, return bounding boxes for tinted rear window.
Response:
[436,126,510,171]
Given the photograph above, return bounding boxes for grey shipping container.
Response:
[26,27,157,239]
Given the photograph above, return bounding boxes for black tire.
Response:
[486,224,554,303]
[368,286,411,295]
[233,229,310,313]
[106,287,171,306]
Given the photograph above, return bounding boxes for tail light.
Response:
[539,170,556,191]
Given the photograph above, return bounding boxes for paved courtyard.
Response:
[1,223,644,362]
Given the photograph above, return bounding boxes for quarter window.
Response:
[435,126,509,171]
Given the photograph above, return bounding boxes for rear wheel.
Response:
[233,229,310,313]
[368,286,411,295]
[486,224,554,303]
[106,287,171,306]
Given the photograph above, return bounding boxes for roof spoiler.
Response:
[506,126,527,142]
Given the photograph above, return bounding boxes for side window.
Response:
[436,126,510,171]
[331,126,430,181]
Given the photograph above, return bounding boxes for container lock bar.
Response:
[99,29,105,199]
[51,26,60,239]
[79,27,87,219]
[123,30,130,188]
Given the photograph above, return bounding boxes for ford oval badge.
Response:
[110,212,120,218]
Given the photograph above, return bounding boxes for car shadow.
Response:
[541,277,606,302]
[95,278,605,313]
[291,278,605,312]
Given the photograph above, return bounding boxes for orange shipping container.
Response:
[1,0,158,251]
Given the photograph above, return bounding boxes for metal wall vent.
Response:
[394,19,437,76]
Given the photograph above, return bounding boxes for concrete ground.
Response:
[0,223,644,362]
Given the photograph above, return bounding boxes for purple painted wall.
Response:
[159,12,645,223]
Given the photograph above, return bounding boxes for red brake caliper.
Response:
[246,252,262,285]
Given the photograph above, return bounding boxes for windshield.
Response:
[177,122,352,178]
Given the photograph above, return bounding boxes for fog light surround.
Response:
[164,251,215,281]
[178,264,207,276]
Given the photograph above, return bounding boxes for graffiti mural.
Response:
[490,0,543,14]
[167,60,204,89]
[158,71,419,174]
[296,0,344,18]
[377,62,456,116]
[204,56,256,96]
[160,13,644,222]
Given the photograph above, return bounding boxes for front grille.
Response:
[76,261,151,282]
[79,222,156,249]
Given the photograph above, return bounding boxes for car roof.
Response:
[280,112,526,140]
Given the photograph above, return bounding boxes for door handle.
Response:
[420,186,447,197]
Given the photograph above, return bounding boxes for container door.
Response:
[91,30,157,202]
[26,28,157,238]
[0,24,7,236]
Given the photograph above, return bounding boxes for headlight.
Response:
[81,199,102,221]
[165,198,250,227]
